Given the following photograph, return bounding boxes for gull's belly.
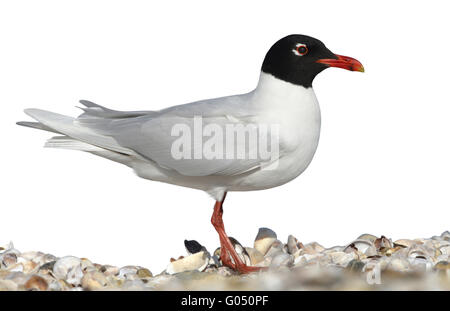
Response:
[229,124,321,191]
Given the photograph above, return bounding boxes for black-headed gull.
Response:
[18,34,363,273]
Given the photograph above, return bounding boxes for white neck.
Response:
[251,72,319,112]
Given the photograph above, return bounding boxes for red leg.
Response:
[210,192,266,274]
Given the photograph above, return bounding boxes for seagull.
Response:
[18,34,363,273]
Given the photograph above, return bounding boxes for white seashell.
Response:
[408,245,435,262]
[254,227,277,255]
[357,234,378,243]
[345,240,372,254]
[230,238,251,266]
[117,266,139,279]
[166,251,209,275]
[53,256,83,286]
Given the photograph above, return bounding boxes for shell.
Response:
[81,271,108,290]
[287,235,300,254]
[254,227,277,255]
[244,247,264,265]
[345,239,373,255]
[117,266,139,280]
[356,234,378,243]
[394,239,419,248]
[1,252,17,268]
[53,256,83,286]
[408,245,435,262]
[24,275,48,291]
[166,251,209,275]
[374,236,393,251]
[184,239,205,255]
[137,268,153,278]
[229,237,251,266]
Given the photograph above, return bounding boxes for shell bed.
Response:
[1,229,449,290]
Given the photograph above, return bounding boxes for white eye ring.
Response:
[292,43,308,56]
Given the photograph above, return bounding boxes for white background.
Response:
[1,1,449,273]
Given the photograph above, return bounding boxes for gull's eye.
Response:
[293,43,308,56]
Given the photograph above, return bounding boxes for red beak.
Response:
[316,54,364,72]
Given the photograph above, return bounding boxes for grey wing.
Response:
[79,97,281,177]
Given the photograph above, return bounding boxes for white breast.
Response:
[229,72,322,190]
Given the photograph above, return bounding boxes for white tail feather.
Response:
[45,136,132,166]
[45,136,104,152]
[24,108,134,155]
